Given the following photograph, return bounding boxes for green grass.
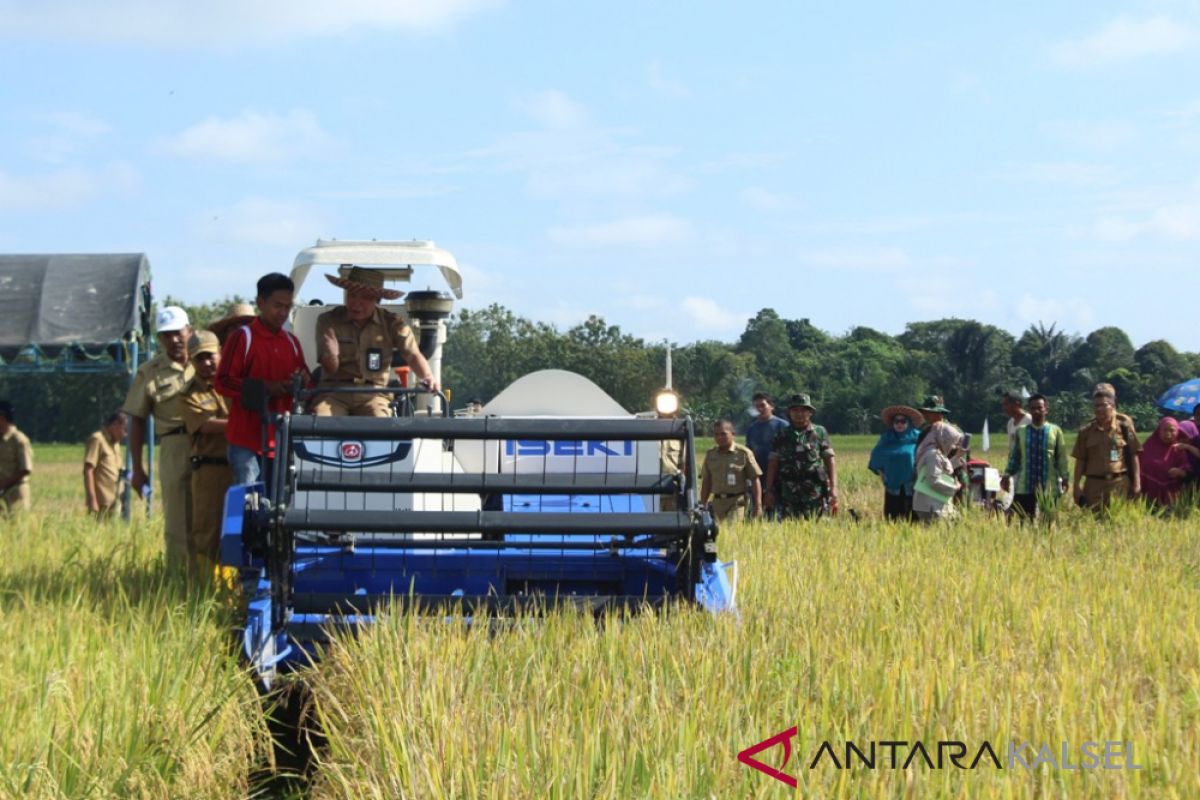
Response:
[0,447,270,799]
[3,438,1197,799]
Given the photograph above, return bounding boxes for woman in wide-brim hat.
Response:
[869,405,925,520]
[325,266,405,301]
[207,302,257,344]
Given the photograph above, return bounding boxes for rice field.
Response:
[2,439,1198,799]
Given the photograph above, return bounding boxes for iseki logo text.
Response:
[738,726,1142,788]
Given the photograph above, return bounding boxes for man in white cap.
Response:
[122,305,194,571]
[314,267,438,416]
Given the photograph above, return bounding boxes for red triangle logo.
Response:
[737,725,798,788]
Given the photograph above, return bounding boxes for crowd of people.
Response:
[2,270,1198,553]
[695,383,1200,527]
[865,383,1200,523]
[0,267,440,580]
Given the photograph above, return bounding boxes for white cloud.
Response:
[516,90,587,130]
[1015,294,1096,332]
[999,162,1121,187]
[1044,120,1136,152]
[0,162,139,209]
[798,246,910,271]
[547,215,692,248]
[309,186,459,200]
[647,60,689,98]
[446,90,690,198]
[740,186,802,213]
[454,261,500,300]
[198,197,330,247]
[524,150,689,197]
[23,111,111,163]
[1089,204,1200,242]
[158,110,329,162]
[620,294,667,312]
[681,296,745,334]
[949,72,986,97]
[1051,15,1198,68]
[0,0,501,46]
[905,276,999,317]
[1165,98,1200,125]
[795,214,980,237]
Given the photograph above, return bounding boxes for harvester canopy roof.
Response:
[0,253,149,359]
[290,239,463,299]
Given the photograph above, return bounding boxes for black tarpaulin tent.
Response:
[0,253,153,520]
[0,253,151,365]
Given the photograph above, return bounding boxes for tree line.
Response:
[4,297,1195,440]
[442,306,1198,435]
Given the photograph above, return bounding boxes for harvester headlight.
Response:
[654,389,680,417]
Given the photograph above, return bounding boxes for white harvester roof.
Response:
[289,239,463,299]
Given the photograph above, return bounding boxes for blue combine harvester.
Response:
[218,242,737,688]
[220,408,736,687]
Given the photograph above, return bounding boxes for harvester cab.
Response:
[220,240,737,688]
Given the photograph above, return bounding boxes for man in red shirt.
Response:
[216,273,310,484]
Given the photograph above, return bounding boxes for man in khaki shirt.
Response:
[123,306,194,570]
[83,411,128,517]
[1072,386,1141,511]
[181,331,231,576]
[314,267,438,416]
[0,400,33,514]
[700,419,763,525]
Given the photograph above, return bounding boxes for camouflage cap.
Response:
[919,394,950,414]
[785,393,816,411]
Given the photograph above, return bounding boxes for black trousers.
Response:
[883,489,913,521]
[1010,493,1039,521]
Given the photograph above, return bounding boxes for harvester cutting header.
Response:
[219,240,737,686]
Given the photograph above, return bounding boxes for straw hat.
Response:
[325,266,404,301]
[208,302,256,339]
[880,405,925,427]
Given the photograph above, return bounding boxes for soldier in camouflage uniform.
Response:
[764,393,838,518]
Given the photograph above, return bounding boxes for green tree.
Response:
[1012,323,1081,394]
[1133,340,1191,403]
[161,295,250,332]
[900,319,1024,430]
[1071,326,1136,388]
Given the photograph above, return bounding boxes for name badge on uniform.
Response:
[726,472,738,486]
[366,348,383,372]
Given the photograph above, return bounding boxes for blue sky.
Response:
[2,1,1199,350]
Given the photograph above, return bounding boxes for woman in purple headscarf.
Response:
[1175,417,1200,480]
[1138,417,1190,507]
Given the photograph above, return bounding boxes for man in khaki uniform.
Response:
[700,419,762,524]
[123,306,194,570]
[83,411,128,517]
[0,401,33,514]
[1072,385,1140,511]
[181,331,231,576]
[314,267,438,416]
